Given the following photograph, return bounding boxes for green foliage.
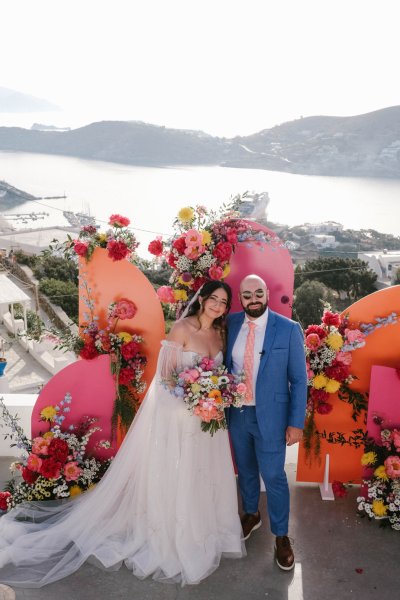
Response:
[13,250,38,268]
[33,255,78,284]
[292,280,334,328]
[39,278,78,321]
[295,256,377,300]
[393,267,400,285]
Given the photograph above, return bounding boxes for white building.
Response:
[0,226,77,255]
[310,234,337,249]
[358,250,400,286]
[303,221,343,234]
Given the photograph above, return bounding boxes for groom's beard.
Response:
[242,301,268,318]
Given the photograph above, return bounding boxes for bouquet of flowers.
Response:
[64,214,139,262]
[303,308,367,459]
[0,394,113,511]
[357,421,400,530]
[167,356,247,436]
[149,196,277,313]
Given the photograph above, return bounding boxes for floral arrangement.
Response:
[78,295,147,436]
[357,420,400,530]
[64,214,139,262]
[149,196,278,314]
[166,357,247,436]
[303,308,367,459]
[0,394,112,511]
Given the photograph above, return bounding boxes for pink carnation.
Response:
[27,453,43,473]
[63,461,82,482]
[108,214,130,228]
[179,368,200,383]
[32,437,50,455]
[392,430,400,451]
[184,245,204,260]
[208,265,224,280]
[157,286,175,303]
[114,299,137,320]
[344,328,365,345]
[384,455,400,478]
[335,351,352,366]
[199,357,215,370]
[185,229,203,247]
[305,333,322,350]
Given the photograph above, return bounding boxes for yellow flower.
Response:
[178,207,195,223]
[326,332,344,351]
[69,485,82,498]
[174,289,188,302]
[40,406,57,422]
[97,233,107,243]
[201,230,212,245]
[191,383,201,393]
[222,263,231,278]
[178,275,193,287]
[313,374,328,389]
[43,431,55,439]
[210,376,219,384]
[374,465,388,480]
[324,378,341,394]
[372,499,388,517]
[361,451,377,466]
[118,332,133,343]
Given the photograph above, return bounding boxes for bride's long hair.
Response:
[185,280,232,347]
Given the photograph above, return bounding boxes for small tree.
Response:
[39,278,79,321]
[292,280,334,329]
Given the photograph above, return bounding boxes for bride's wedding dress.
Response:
[0,342,245,588]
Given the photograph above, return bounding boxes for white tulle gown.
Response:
[0,342,245,588]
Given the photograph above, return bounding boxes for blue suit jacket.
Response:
[226,310,307,446]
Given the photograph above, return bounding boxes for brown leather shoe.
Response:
[241,511,261,540]
[275,536,295,570]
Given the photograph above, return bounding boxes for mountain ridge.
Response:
[1,106,400,178]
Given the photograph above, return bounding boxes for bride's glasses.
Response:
[207,295,228,306]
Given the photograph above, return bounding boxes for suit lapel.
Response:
[258,310,277,374]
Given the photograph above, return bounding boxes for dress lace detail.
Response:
[0,345,244,588]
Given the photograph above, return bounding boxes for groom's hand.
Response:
[286,426,303,446]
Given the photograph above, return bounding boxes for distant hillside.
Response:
[0,86,59,113]
[0,106,400,177]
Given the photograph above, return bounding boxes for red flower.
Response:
[332,480,347,498]
[325,362,350,382]
[316,401,333,415]
[322,310,341,327]
[208,265,224,280]
[192,276,207,291]
[117,366,136,385]
[114,299,137,320]
[80,343,99,360]
[22,467,39,484]
[82,225,97,234]
[212,241,233,265]
[225,228,238,244]
[40,458,63,479]
[148,239,164,256]
[73,241,89,257]
[0,491,12,511]
[121,341,140,360]
[48,438,69,464]
[310,388,330,402]
[304,324,327,339]
[107,240,130,261]
[172,237,187,255]
[167,252,177,268]
[108,214,130,228]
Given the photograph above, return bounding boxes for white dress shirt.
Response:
[231,309,269,406]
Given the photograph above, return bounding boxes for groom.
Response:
[226,274,307,571]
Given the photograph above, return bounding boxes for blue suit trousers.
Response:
[229,406,289,537]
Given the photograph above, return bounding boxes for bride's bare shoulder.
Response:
[167,317,197,344]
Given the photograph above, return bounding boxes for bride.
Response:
[0,280,245,588]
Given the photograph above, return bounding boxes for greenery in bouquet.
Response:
[166,356,247,436]
[303,307,368,460]
[64,214,139,262]
[148,194,277,315]
[357,420,400,530]
[0,394,113,511]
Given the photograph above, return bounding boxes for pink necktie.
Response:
[243,321,256,403]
